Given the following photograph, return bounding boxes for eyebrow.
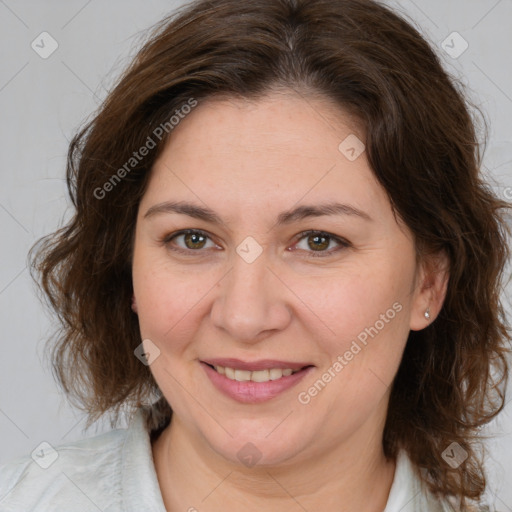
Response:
[143,200,373,225]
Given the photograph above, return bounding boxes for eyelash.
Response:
[161,229,351,258]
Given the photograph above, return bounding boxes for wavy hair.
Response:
[29,0,511,510]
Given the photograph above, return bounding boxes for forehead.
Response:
[142,91,389,224]
[165,91,363,159]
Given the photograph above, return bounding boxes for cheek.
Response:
[299,258,414,400]
[132,253,218,350]
[303,273,409,394]
[295,260,413,344]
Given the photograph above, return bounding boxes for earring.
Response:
[424,308,431,320]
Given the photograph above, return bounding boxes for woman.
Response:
[0,0,510,510]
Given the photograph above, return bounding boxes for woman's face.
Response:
[132,91,434,466]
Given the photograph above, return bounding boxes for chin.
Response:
[201,423,311,468]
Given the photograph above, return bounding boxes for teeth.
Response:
[234,369,251,381]
[212,365,301,382]
[269,368,283,380]
[252,370,272,382]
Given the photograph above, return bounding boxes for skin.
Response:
[131,89,449,512]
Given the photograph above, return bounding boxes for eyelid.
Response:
[162,228,351,257]
[291,229,351,257]
[293,229,350,246]
[162,229,220,250]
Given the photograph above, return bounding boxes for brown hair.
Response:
[29,0,511,509]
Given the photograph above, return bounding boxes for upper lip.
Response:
[201,358,314,371]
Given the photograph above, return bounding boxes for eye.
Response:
[161,229,350,257]
[163,229,219,253]
[291,230,350,257]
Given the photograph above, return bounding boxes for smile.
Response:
[208,364,302,382]
[200,359,315,403]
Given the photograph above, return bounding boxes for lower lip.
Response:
[201,362,314,403]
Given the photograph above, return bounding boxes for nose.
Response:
[210,248,292,344]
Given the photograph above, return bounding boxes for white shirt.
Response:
[0,406,456,511]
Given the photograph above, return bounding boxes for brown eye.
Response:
[164,229,217,253]
[293,230,350,258]
[307,233,330,251]
[183,231,207,249]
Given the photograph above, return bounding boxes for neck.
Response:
[151,415,396,512]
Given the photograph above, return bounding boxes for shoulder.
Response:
[383,449,450,511]
[0,416,130,512]
[386,450,493,512]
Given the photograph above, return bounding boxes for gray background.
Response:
[0,0,511,509]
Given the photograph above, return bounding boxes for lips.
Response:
[200,358,315,403]
[201,358,313,371]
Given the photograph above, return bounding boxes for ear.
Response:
[131,295,138,314]
[409,250,450,331]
